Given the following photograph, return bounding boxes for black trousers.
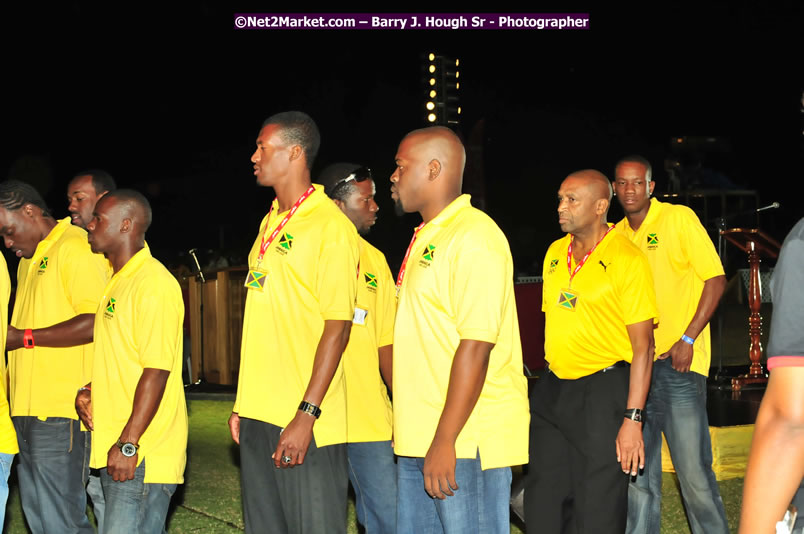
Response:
[239,417,348,534]
[524,366,631,534]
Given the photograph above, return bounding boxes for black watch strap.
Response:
[624,408,644,423]
[298,401,321,419]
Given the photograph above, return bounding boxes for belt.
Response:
[597,360,629,374]
[545,360,629,376]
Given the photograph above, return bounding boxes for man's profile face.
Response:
[339,179,379,235]
[67,174,103,229]
[557,176,601,235]
[0,206,41,259]
[251,124,293,188]
[390,135,429,215]
[613,162,654,216]
[86,195,121,256]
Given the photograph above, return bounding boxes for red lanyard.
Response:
[395,222,426,295]
[257,185,315,263]
[567,224,614,285]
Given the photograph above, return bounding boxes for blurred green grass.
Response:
[2,399,747,533]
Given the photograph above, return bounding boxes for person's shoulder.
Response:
[608,230,647,259]
[360,237,389,266]
[660,200,704,227]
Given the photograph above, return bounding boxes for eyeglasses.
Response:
[328,166,372,195]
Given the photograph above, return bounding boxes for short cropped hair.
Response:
[0,179,51,217]
[73,169,117,194]
[615,155,653,182]
[105,189,153,232]
[262,111,321,169]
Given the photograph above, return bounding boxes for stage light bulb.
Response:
[429,65,436,73]
[429,78,436,86]
[428,53,435,61]
[426,101,435,110]
[427,113,437,122]
[430,89,437,98]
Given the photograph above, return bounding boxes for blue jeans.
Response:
[13,416,94,534]
[347,441,397,534]
[100,460,177,534]
[83,430,106,532]
[626,358,729,534]
[397,454,512,534]
[0,451,14,529]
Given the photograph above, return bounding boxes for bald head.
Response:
[102,189,152,234]
[566,169,613,202]
[390,127,466,220]
[557,169,612,236]
[402,126,466,183]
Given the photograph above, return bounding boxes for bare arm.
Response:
[273,319,352,468]
[616,319,654,475]
[425,339,493,499]
[106,368,170,482]
[378,344,393,393]
[739,366,804,533]
[662,275,726,372]
[8,314,95,350]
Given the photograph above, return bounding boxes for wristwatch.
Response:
[624,408,644,423]
[298,400,322,419]
[116,439,139,457]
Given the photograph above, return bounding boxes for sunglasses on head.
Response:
[328,166,372,196]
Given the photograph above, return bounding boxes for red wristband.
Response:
[23,329,35,349]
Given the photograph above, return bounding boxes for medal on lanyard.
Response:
[557,224,614,311]
[245,186,315,292]
[395,222,426,297]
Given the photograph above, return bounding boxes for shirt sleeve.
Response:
[316,219,359,321]
[135,275,184,371]
[767,235,804,359]
[376,254,396,348]
[451,231,511,344]
[617,247,658,326]
[59,239,110,315]
[677,207,725,281]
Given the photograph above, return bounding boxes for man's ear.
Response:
[288,145,303,162]
[595,198,610,216]
[428,159,442,181]
[120,218,132,234]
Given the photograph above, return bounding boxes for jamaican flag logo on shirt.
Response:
[422,244,435,261]
[647,233,659,250]
[38,257,48,273]
[364,272,378,291]
[548,258,559,274]
[279,233,293,250]
[104,298,116,319]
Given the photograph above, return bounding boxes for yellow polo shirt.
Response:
[90,246,188,484]
[393,195,529,470]
[234,185,360,447]
[542,226,658,379]
[344,237,394,443]
[9,218,111,419]
[618,198,724,376]
[0,254,18,454]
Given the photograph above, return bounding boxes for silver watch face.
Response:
[121,442,138,457]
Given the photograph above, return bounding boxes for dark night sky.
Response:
[1,2,802,276]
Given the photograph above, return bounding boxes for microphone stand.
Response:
[188,248,207,388]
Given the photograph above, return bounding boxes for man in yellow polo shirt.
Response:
[229,112,359,534]
[75,189,187,533]
[390,126,529,534]
[0,179,109,534]
[319,162,396,534]
[0,252,18,530]
[524,170,656,534]
[613,155,728,534]
[66,169,117,532]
